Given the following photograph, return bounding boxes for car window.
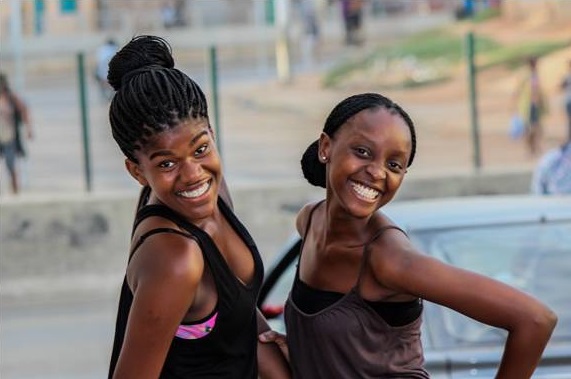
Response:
[411,221,571,348]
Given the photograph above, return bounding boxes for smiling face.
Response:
[126,117,221,223]
[319,107,412,218]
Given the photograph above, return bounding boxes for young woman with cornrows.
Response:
[261,92,557,378]
[106,35,290,379]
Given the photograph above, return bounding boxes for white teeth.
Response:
[178,181,210,198]
[350,181,379,200]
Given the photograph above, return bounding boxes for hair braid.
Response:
[107,35,209,163]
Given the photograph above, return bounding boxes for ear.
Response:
[318,132,331,163]
[125,159,149,186]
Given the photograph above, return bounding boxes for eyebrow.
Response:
[148,130,209,160]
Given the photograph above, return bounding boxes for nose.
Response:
[180,158,203,183]
[366,163,386,181]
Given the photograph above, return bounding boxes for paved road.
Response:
[1,296,117,379]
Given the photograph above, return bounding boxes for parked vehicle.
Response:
[258,195,571,378]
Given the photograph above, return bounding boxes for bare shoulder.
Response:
[128,219,205,292]
[366,215,423,291]
[295,200,323,236]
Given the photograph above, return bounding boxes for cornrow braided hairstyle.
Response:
[301,93,416,188]
[107,35,209,162]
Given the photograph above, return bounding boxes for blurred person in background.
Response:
[161,0,187,29]
[260,92,557,378]
[106,35,290,379]
[161,0,177,29]
[341,0,364,46]
[95,38,118,101]
[560,59,571,142]
[0,73,33,195]
[513,56,547,156]
[531,141,571,195]
[296,0,321,68]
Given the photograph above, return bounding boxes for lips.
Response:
[350,180,381,201]
[177,179,212,199]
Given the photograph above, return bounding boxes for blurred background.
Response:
[1,0,570,378]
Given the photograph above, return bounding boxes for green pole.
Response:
[265,0,275,25]
[209,45,222,158]
[466,32,481,170]
[77,52,92,191]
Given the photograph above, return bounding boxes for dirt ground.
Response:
[220,16,571,182]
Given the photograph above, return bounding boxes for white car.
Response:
[258,195,571,378]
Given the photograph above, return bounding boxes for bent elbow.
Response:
[545,308,558,331]
[533,307,558,338]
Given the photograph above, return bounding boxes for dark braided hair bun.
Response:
[301,140,326,188]
[108,35,209,162]
[107,35,174,91]
[301,93,417,188]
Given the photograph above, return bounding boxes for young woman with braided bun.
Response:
[106,35,290,379]
[260,93,557,378]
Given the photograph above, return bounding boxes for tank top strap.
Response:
[133,202,202,235]
[130,202,211,258]
[129,227,198,261]
[355,225,408,290]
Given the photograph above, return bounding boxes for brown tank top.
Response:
[284,201,429,378]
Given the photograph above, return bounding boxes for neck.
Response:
[322,202,373,249]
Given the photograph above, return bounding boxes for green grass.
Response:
[478,40,571,70]
[322,26,571,89]
[322,28,499,88]
[388,28,499,61]
[471,7,501,23]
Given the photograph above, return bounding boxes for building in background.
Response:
[0,0,472,39]
[1,0,570,83]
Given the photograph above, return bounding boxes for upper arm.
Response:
[113,234,204,379]
[369,231,548,331]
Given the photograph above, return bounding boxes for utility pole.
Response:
[275,0,292,83]
[466,31,481,170]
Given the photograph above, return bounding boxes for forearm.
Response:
[256,309,291,378]
[258,340,291,379]
[495,310,557,378]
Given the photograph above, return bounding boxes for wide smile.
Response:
[176,179,212,199]
[350,180,381,202]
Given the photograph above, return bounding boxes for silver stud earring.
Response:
[322,156,327,162]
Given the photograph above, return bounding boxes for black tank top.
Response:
[108,191,264,378]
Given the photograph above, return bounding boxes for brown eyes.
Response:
[158,160,175,169]
[194,143,209,157]
[388,161,405,173]
[353,147,405,172]
[155,143,210,170]
[354,147,371,158]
